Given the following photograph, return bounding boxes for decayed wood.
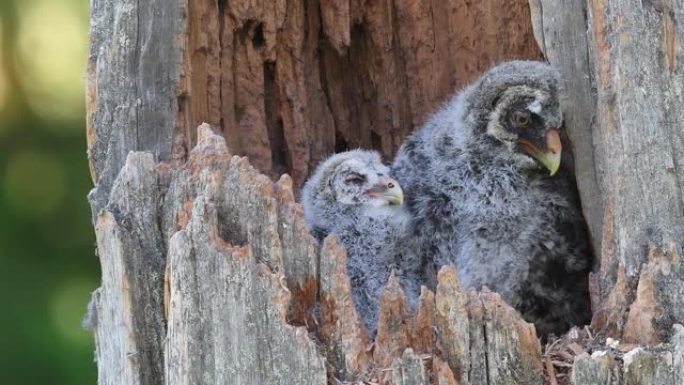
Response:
[88,153,166,385]
[86,0,187,218]
[219,0,543,186]
[531,0,684,347]
[318,235,373,381]
[87,0,543,205]
[530,0,684,382]
[528,0,603,251]
[434,267,470,382]
[89,125,552,385]
[85,2,546,381]
[571,325,684,385]
[273,174,320,327]
[87,0,684,384]
[391,349,429,385]
[90,123,684,385]
[91,126,328,385]
[164,192,326,385]
[467,290,544,385]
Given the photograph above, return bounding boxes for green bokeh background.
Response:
[0,0,98,383]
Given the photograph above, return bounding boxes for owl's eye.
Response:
[345,174,367,185]
[512,110,531,127]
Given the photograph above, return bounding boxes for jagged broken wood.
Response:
[87,126,684,384]
[87,125,545,384]
[86,0,542,217]
[530,0,684,347]
[86,0,684,383]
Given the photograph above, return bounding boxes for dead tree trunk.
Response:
[86,0,684,384]
[530,0,684,380]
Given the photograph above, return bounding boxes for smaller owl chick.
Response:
[302,150,420,336]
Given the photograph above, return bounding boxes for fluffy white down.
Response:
[301,150,421,336]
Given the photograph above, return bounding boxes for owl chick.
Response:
[392,61,592,336]
[302,150,421,336]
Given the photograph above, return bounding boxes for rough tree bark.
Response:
[530,0,684,380]
[86,0,542,217]
[86,0,684,384]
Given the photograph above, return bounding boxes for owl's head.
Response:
[465,61,564,175]
[302,150,404,231]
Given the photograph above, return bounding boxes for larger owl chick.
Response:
[392,61,592,337]
[302,150,421,336]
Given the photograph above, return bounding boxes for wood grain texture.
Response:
[528,0,603,253]
[87,0,186,217]
[318,235,373,381]
[88,126,547,385]
[91,126,329,385]
[571,325,684,385]
[434,267,470,383]
[164,193,326,385]
[391,349,429,385]
[85,2,545,380]
[89,124,684,385]
[89,153,167,385]
[87,0,543,199]
[87,0,684,383]
[532,0,684,346]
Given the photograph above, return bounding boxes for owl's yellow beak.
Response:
[366,176,404,205]
[518,128,562,176]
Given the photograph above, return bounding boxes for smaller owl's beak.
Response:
[366,176,404,205]
[518,128,562,176]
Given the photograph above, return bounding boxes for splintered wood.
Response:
[90,125,684,385]
[87,0,684,383]
[531,0,684,350]
[87,0,543,208]
[92,125,538,385]
[209,0,543,187]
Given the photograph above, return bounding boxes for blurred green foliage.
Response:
[0,0,98,383]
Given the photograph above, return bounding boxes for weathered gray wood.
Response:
[87,0,684,383]
[88,126,557,385]
[531,1,684,382]
[87,0,543,198]
[89,124,684,385]
[164,195,326,385]
[528,0,602,253]
[90,127,330,385]
[571,325,684,385]
[434,267,471,383]
[273,175,320,326]
[391,349,428,385]
[621,325,684,385]
[87,0,185,218]
[531,0,684,346]
[472,293,544,385]
[161,126,328,384]
[432,267,544,385]
[571,351,619,385]
[89,153,166,385]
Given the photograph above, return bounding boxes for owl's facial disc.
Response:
[364,176,404,206]
[334,159,403,207]
[488,88,563,175]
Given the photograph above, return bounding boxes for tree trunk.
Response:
[86,0,684,384]
[532,0,684,353]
